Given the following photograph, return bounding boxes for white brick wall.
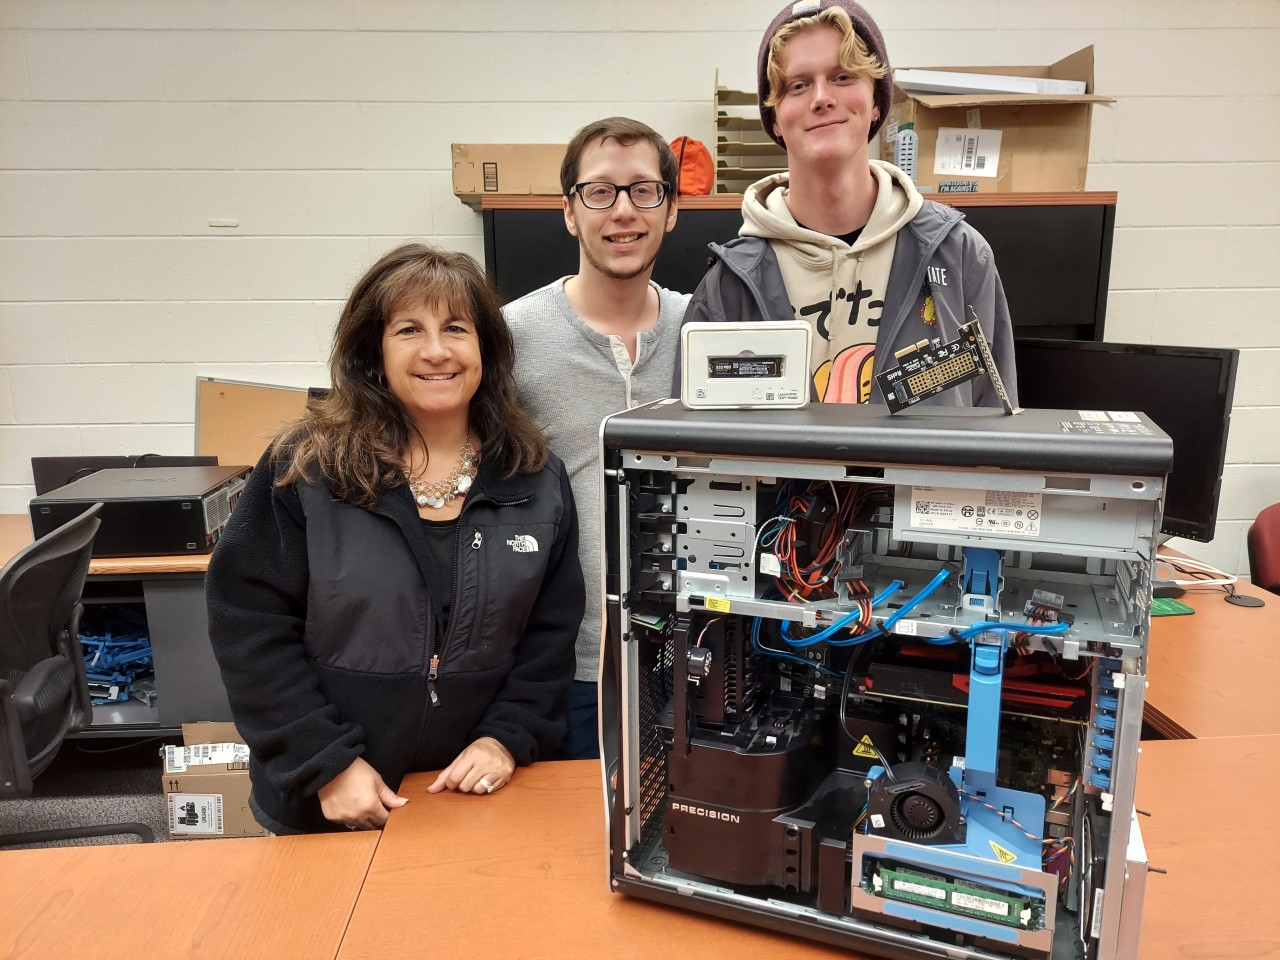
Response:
[0,0,1276,577]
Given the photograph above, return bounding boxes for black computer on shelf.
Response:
[1013,339,1239,542]
[29,465,250,557]
[31,455,218,496]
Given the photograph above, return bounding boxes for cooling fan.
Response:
[866,761,965,844]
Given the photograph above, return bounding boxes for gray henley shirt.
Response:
[505,277,689,683]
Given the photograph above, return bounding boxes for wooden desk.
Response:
[340,747,1280,959]
[339,761,846,960]
[0,832,379,960]
[1,513,230,736]
[0,746,1268,959]
[1135,734,1280,955]
[1145,577,1280,739]
[0,513,210,576]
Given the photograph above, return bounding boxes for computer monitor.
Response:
[1012,340,1238,542]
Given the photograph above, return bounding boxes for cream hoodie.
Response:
[740,160,923,402]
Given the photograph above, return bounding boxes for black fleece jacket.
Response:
[205,450,583,834]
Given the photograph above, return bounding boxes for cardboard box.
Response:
[161,721,268,840]
[879,47,1112,194]
[451,143,566,210]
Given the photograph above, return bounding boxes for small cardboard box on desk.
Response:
[878,46,1113,194]
[162,721,267,839]
[451,143,566,210]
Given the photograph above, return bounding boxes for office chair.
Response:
[1248,502,1280,596]
[0,504,155,847]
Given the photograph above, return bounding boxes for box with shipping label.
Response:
[878,47,1112,194]
[161,721,267,839]
[451,143,567,210]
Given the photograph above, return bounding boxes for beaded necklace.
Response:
[407,435,477,509]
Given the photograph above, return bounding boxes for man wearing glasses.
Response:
[505,117,689,760]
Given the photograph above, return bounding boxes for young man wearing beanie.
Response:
[505,117,689,759]
[681,0,1017,406]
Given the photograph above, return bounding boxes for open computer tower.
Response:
[601,401,1169,960]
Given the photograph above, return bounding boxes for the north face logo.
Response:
[507,535,539,553]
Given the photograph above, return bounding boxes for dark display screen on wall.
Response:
[483,197,1115,343]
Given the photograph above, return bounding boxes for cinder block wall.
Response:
[1,0,1276,574]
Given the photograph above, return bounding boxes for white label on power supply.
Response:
[168,792,224,835]
[909,486,1043,538]
[934,127,1002,177]
[1090,887,1105,938]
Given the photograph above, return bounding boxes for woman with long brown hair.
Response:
[206,243,583,834]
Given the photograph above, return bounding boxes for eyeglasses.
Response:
[571,180,671,210]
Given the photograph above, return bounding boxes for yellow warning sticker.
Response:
[989,841,1017,864]
[705,597,731,613]
[852,735,879,759]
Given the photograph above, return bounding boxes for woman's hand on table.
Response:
[427,736,515,796]
[318,755,408,830]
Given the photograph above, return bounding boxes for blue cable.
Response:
[953,620,1071,641]
[757,515,790,547]
[853,566,954,644]
[776,568,1072,654]
[751,617,842,677]
[798,583,901,650]
[781,579,904,647]
[826,580,910,647]
[918,619,1072,648]
[921,633,960,646]
[881,567,952,631]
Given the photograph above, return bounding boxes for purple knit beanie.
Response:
[757,0,892,148]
